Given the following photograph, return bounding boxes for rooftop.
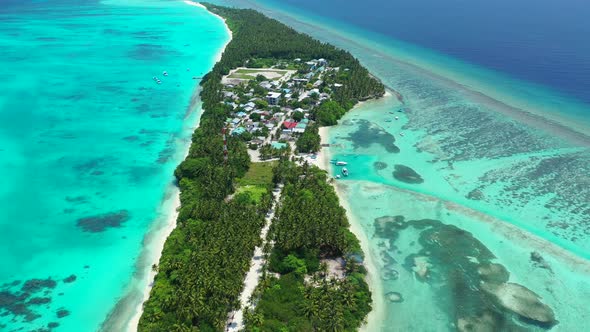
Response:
[271,142,288,149]
[283,121,298,129]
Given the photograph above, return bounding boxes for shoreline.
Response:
[186,1,234,44]
[101,3,234,331]
[123,185,182,332]
[317,126,386,332]
[124,3,233,330]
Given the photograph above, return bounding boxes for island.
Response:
[138,3,385,331]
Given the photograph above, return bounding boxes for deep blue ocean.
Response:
[261,0,590,105]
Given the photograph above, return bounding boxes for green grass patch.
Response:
[227,68,288,81]
[236,185,268,203]
[235,161,277,203]
[237,161,277,187]
[235,68,287,74]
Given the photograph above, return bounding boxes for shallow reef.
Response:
[347,119,400,153]
[0,275,76,329]
[374,215,557,330]
[76,210,130,232]
[392,164,424,184]
[374,161,388,170]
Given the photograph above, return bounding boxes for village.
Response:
[220,57,343,162]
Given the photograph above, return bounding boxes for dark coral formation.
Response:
[56,309,70,318]
[346,119,400,153]
[76,210,130,232]
[373,161,388,170]
[27,297,51,305]
[63,275,77,283]
[530,251,553,272]
[22,279,57,293]
[466,189,485,201]
[386,291,404,303]
[373,215,557,330]
[0,276,72,327]
[392,165,424,184]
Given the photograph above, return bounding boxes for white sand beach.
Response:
[317,125,386,332]
[124,187,181,332]
[186,1,234,47]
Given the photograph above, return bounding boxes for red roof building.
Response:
[283,121,298,129]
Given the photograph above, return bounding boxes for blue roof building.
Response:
[231,127,246,136]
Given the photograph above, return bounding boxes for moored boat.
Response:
[336,161,347,166]
[342,167,349,176]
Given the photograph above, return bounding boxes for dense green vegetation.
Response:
[312,100,347,126]
[140,5,379,331]
[296,124,321,153]
[243,161,371,331]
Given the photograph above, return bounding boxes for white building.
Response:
[267,92,281,105]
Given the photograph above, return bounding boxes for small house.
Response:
[231,127,246,136]
[293,122,307,134]
[282,121,298,130]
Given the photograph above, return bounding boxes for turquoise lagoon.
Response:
[0,0,229,331]
[215,0,590,330]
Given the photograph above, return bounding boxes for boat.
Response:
[163,71,168,76]
[156,80,162,84]
[336,161,347,166]
[335,174,341,179]
[342,167,349,176]
[400,132,404,137]
[395,116,399,120]
[152,76,157,81]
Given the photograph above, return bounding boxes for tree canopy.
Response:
[244,161,370,331]
[296,124,321,153]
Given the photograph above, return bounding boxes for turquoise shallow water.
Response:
[328,98,590,330]
[0,0,229,330]
[213,0,590,330]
